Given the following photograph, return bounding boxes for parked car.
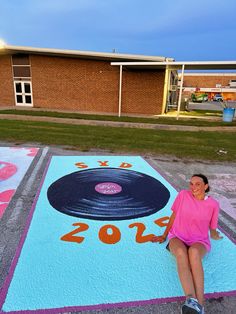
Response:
[191,93,208,103]
[229,80,236,88]
[213,94,223,101]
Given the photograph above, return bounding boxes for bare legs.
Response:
[169,238,207,305]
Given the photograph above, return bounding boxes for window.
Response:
[12,54,31,78]
[13,66,31,78]
[12,54,30,65]
[12,54,33,107]
[14,81,33,107]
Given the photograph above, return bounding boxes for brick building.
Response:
[181,73,236,101]
[0,45,175,116]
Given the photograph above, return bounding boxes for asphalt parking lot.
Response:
[188,101,236,111]
[0,142,236,314]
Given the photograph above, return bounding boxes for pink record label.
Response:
[95,182,122,195]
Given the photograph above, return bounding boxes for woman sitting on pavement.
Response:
[151,174,223,314]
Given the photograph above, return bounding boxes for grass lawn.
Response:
[1,109,236,127]
[0,119,235,161]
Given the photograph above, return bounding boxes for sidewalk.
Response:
[1,113,236,132]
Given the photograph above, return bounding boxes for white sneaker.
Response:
[181,297,204,314]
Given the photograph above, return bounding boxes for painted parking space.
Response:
[0,147,39,219]
[210,175,236,221]
[0,156,235,313]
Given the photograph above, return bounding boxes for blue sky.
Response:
[0,0,236,61]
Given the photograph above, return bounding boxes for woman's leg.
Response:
[169,238,196,299]
[188,243,207,306]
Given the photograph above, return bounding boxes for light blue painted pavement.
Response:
[2,156,236,312]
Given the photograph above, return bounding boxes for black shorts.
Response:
[166,241,190,252]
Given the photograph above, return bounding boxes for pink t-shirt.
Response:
[168,190,219,251]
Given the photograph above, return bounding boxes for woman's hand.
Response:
[151,235,167,243]
[210,229,223,240]
[151,212,175,243]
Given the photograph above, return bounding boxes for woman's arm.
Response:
[209,200,222,240]
[151,212,176,243]
[210,229,223,240]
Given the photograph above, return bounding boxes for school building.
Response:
[180,72,236,101]
[0,44,177,116]
[1,45,236,116]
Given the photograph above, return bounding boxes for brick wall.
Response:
[183,75,236,88]
[122,70,164,115]
[0,54,165,115]
[30,55,119,113]
[0,55,15,106]
[30,55,165,115]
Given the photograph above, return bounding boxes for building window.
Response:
[12,54,33,106]
[12,54,30,65]
[14,81,33,107]
[12,54,31,79]
[13,66,31,78]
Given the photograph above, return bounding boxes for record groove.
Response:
[47,168,170,220]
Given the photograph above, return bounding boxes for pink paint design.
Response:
[0,161,17,181]
[0,189,15,202]
[27,148,39,157]
[0,203,8,218]
[0,189,16,218]
[10,147,39,157]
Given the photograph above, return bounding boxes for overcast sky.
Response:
[0,0,236,61]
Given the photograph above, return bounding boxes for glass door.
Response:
[14,81,33,107]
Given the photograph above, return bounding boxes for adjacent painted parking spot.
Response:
[0,147,39,219]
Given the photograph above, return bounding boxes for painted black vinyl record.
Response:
[47,168,170,220]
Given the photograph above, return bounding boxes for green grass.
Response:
[177,110,223,117]
[1,109,236,127]
[0,119,235,161]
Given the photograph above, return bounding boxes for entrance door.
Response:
[14,81,33,107]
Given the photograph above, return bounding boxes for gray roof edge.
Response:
[0,45,170,62]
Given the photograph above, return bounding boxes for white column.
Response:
[176,64,185,120]
[161,66,170,114]
[118,65,123,117]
